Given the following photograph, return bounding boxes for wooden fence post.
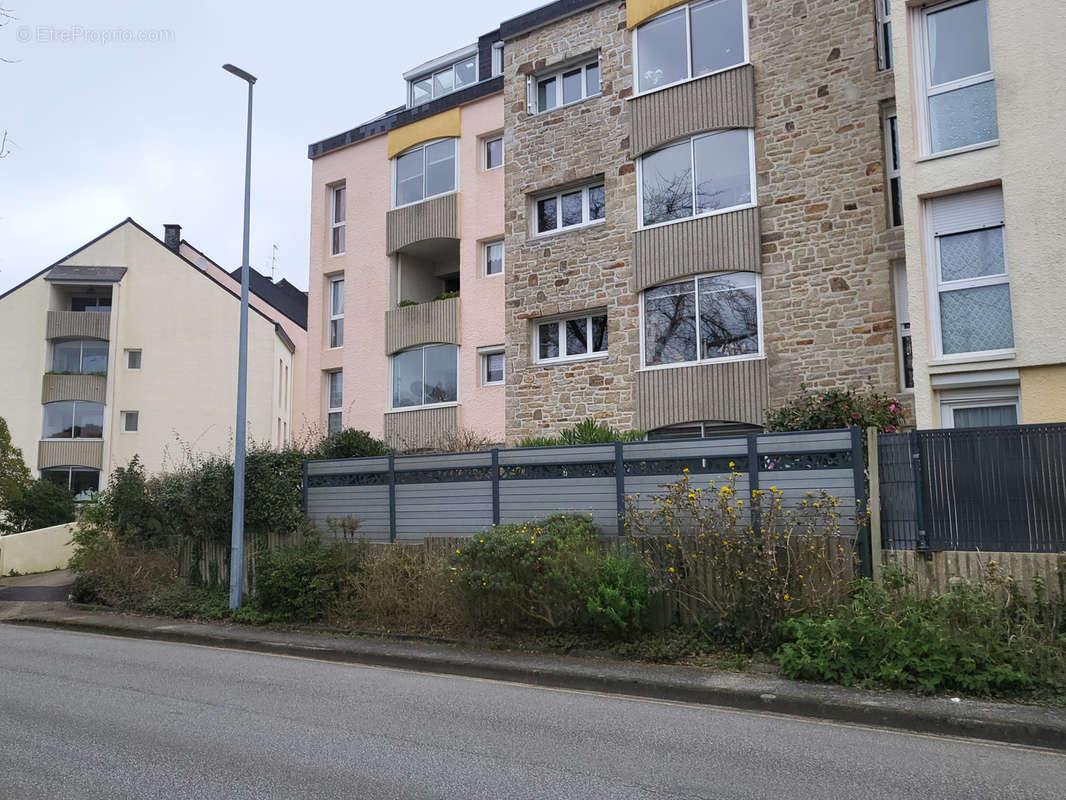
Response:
[867,426,883,584]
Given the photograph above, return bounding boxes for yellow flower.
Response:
[783,593,791,601]
[668,567,675,573]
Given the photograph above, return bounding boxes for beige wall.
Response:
[891,0,1066,426]
[0,276,52,474]
[1020,365,1066,425]
[0,523,76,575]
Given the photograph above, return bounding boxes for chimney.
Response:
[163,224,181,252]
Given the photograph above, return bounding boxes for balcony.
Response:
[38,439,104,470]
[42,373,107,404]
[636,357,768,432]
[46,310,111,340]
[385,295,460,355]
[383,405,458,451]
[386,192,459,254]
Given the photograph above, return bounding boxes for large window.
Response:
[919,0,997,154]
[52,339,108,375]
[876,0,893,70]
[640,129,755,227]
[883,105,903,228]
[330,184,346,255]
[394,139,457,207]
[42,401,104,439]
[391,344,458,409]
[643,272,761,367]
[647,421,762,440]
[41,467,99,501]
[635,0,747,94]
[71,294,111,312]
[409,54,478,105]
[534,58,600,113]
[928,187,1012,357]
[534,183,605,235]
[327,371,343,434]
[328,276,344,348]
[536,312,607,364]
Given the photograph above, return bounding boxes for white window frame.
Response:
[121,411,139,434]
[52,339,108,375]
[388,344,460,411]
[633,0,750,97]
[41,400,105,441]
[940,387,1020,429]
[532,182,606,236]
[483,135,504,170]
[391,137,459,209]
[533,311,609,365]
[125,348,141,370]
[326,370,343,434]
[40,466,100,501]
[639,271,764,371]
[479,346,505,386]
[330,184,346,256]
[882,105,903,228]
[912,0,997,157]
[637,129,757,231]
[530,56,601,114]
[328,275,344,349]
[483,239,504,276]
[491,42,504,77]
[408,54,479,106]
[925,194,1012,361]
[876,0,893,71]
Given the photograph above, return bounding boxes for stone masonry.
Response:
[503,0,907,443]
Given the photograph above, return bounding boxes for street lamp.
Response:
[223,63,256,609]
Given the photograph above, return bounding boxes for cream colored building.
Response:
[889,0,1066,427]
[0,218,307,496]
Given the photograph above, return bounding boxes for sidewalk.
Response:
[4,603,1064,751]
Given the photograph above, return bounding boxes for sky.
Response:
[0,0,536,294]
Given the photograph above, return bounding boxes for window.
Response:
[125,349,142,370]
[534,58,600,113]
[941,389,1019,428]
[327,371,343,434]
[42,401,104,439]
[635,0,747,94]
[642,272,761,367]
[70,294,111,312]
[122,411,139,433]
[876,0,893,70]
[480,348,505,385]
[639,129,755,227]
[52,339,108,375]
[391,344,458,409]
[647,421,762,440]
[893,261,914,391]
[484,136,503,170]
[41,467,99,501]
[534,183,605,235]
[918,0,997,154]
[883,106,903,228]
[409,54,478,105]
[492,42,504,77]
[536,313,607,363]
[394,138,457,207]
[328,276,344,348]
[330,184,346,255]
[928,187,1012,357]
[484,240,504,276]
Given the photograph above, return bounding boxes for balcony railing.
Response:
[41,373,107,404]
[46,310,111,340]
[385,295,460,354]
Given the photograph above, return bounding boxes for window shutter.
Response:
[929,186,1004,235]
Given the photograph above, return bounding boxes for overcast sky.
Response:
[0,0,535,294]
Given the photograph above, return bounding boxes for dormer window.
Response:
[409,54,478,106]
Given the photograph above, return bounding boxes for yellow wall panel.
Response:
[1021,364,1066,423]
[386,108,462,160]
[627,0,689,29]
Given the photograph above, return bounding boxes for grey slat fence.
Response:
[878,424,1066,552]
[304,427,870,573]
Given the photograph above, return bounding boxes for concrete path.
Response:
[1,624,1063,800]
[0,569,72,613]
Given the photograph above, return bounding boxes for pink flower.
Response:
[889,403,898,412]
[851,413,861,419]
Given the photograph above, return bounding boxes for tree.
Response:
[1,6,16,159]
[1,416,75,534]
[0,416,31,511]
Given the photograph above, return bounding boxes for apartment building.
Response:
[306,0,922,446]
[888,0,1066,427]
[306,36,507,449]
[0,219,307,497]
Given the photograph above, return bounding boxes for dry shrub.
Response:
[69,533,183,608]
[336,544,468,634]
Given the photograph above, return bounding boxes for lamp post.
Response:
[223,63,256,609]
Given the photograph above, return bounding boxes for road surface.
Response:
[0,625,1062,799]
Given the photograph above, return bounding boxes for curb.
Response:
[7,616,1065,752]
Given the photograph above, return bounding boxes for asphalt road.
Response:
[0,626,1062,800]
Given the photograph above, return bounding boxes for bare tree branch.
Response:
[0,131,10,159]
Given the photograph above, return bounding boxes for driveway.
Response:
[0,569,72,616]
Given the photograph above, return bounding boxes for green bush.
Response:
[252,538,354,622]
[310,428,392,460]
[517,418,645,448]
[765,387,907,433]
[584,553,651,639]
[776,580,1066,697]
[2,478,75,533]
[452,515,603,630]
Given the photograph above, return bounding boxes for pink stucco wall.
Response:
[306,92,505,443]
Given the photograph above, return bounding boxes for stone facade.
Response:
[503,0,907,443]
